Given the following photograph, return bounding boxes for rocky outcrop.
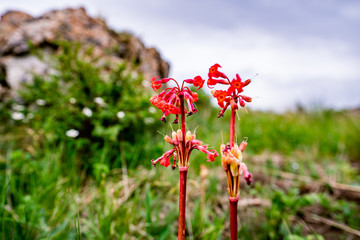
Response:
[0,8,169,99]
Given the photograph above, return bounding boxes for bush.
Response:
[0,42,164,179]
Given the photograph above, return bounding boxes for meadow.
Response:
[1,44,360,239]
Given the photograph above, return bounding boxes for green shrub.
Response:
[0,42,164,177]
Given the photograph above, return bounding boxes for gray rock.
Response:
[0,7,170,100]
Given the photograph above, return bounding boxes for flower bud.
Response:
[239,99,245,107]
[239,141,247,152]
[231,144,240,159]
[177,129,183,142]
[243,79,251,86]
[164,135,173,144]
[241,95,252,102]
[230,159,240,177]
[230,99,238,110]
[172,131,177,140]
[220,144,226,153]
[185,130,192,141]
[172,131,179,144]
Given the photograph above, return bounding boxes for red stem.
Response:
[230,108,236,147]
[178,93,187,240]
[229,196,239,240]
[179,94,186,138]
[179,93,186,167]
[178,167,188,240]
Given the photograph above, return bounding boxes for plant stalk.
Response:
[229,196,239,240]
[179,94,186,143]
[178,93,187,240]
[230,108,236,147]
[178,93,186,166]
[229,108,238,239]
[178,167,188,240]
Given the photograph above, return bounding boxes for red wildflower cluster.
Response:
[150,76,204,123]
[152,129,219,169]
[207,64,252,117]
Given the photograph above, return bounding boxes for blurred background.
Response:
[0,1,359,239]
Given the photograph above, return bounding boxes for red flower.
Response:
[207,64,253,117]
[160,157,171,167]
[152,148,175,167]
[206,149,219,162]
[150,76,204,123]
[151,76,172,91]
[228,74,244,93]
[208,64,228,79]
[207,64,230,88]
[212,90,229,108]
[184,76,205,90]
[151,76,161,91]
[191,92,199,102]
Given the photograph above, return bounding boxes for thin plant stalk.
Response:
[229,109,238,240]
[229,196,239,240]
[178,167,188,240]
[178,94,187,240]
[230,108,236,147]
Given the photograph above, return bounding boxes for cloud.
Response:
[1,0,360,111]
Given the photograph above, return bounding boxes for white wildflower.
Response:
[66,129,79,138]
[11,112,25,120]
[144,117,154,124]
[82,107,93,117]
[131,71,138,78]
[69,98,76,104]
[291,162,299,171]
[148,106,156,113]
[117,111,125,119]
[36,99,46,106]
[94,97,106,106]
[12,104,25,111]
[142,80,150,88]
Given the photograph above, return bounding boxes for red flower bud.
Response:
[239,99,245,107]
[230,99,238,110]
[241,95,252,102]
[243,79,251,87]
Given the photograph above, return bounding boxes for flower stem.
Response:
[230,108,236,147]
[179,93,186,166]
[179,94,186,137]
[178,167,188,240]
[229,196,239,240]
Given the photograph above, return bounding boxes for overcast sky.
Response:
[1,0,360,111]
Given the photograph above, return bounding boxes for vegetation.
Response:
[1,42,359,239]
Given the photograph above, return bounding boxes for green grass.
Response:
[1,109,360,239]
[1,42,360,239]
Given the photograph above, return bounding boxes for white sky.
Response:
[1,0,360,111]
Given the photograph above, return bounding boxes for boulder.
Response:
[0,7,169,99]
